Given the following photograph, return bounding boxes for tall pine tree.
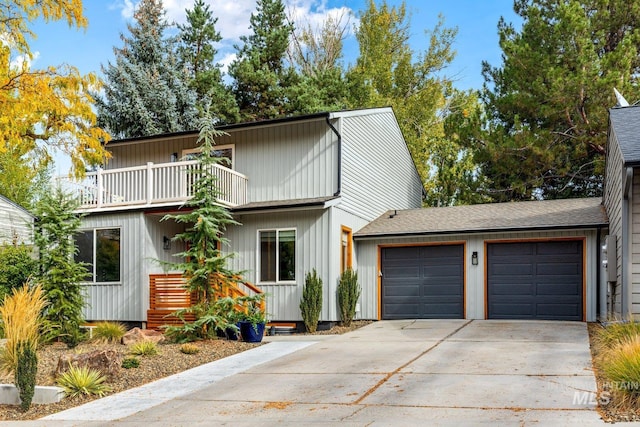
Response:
[228,0,298,121]
[96,0,198,138]
[177,0,238,123]
[478,0,640,201]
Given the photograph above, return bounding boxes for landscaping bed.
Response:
[0,320,373,421]
[588,322,640,423]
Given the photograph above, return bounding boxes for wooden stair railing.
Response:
[147,273,265,331]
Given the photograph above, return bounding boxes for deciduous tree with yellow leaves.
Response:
[0,0,110,207]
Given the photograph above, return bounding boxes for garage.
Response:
[381,245,464,319]
[486,240,583,321]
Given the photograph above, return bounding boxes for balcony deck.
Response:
[58,160,248,212]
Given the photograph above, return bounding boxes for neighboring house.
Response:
[604,105,640,319]
[63,107,423,326]
[0,194,34,246]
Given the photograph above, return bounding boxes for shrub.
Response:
[15,342,37,411]
[300,269,322,333]
[0,244,36,304]
[121,357,140,369]
[0,285,46,376]
[130,340,159,356]
[337,268,360,327]
[601,335,640,401]
[163,297,241,343]
[180,343,200,354]
[56,365,112,398]
[93,322,127,344]
[596,321,640,351]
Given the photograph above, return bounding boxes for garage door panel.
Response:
[382,245,464,319]
[487,241,583,321]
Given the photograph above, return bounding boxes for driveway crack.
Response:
[352,320,473,405]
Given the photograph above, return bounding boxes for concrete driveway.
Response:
[19,320,609,426]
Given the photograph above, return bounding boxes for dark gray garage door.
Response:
[487,240,583,321]
[381,245,464,319]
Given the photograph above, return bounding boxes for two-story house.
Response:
[63,107,423,327]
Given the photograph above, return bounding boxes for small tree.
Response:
[337,268,360,327]
[33,188,89,346]
[300,269,322,333]
[160,114,242,339]
[0,244,37,303]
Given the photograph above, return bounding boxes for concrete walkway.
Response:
[6,320,617,426]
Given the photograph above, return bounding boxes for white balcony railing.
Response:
[58,160,248,211]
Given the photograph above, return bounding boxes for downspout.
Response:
[622,167,634,318]
[325,116,342,197]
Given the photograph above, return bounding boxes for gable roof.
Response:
[610,105,640,166]
[354,197,607,238]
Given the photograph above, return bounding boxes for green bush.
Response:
[93,322,127,343]
[15,342,37,411]
[129,340,159,356]
[56,365,112,398]
[121,357,140,369]
[300,269,322,333]
[163,297,242,343]
[0,244,36,304]
[337,268,360,327]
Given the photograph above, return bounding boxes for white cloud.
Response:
[10,51,40,71]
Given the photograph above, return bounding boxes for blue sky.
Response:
[29,0,520,91]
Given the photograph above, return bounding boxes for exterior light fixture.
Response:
[163,236,171,250]
[471,251,478,266]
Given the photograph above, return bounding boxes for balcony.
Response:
[58,160,248,212]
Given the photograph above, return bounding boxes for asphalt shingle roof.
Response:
[610,106,640,166]
[354,197,607,238]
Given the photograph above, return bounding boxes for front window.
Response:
[259,229,296,283]
[74,228,121,283]
[182,144,234,169]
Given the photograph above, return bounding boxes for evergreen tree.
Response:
[96,0,198,138]
[228,0,298,121]
[177,0,239,123]
[479,0,640,201]
[33,188,88,347]
[162,115,240,306]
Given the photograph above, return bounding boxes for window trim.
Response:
[257,228,297,285]
[182,144,235,169]
[340,225,353,274]
[77,227,122,285]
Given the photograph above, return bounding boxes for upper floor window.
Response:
[258,229,296,283]
[182,144,234,169]
[74,228,121,283]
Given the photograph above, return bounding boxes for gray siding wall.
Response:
[81,212,147,322]
[356,229,599,321]
[339,109,423,222]
[604,130,624,315]
[105,119,338,204]
[633,171,640,315]
[224,209,336,321]
[0,198,33,245]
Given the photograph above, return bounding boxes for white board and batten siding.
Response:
[0,196,33,245]
[604,130,624,314]
[105,118,338,205]
[356,229,600,321]
[80,212,147,322]
[224,209,336,321]
[337,108,423,222]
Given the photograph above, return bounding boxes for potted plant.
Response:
[237,294,267,342]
